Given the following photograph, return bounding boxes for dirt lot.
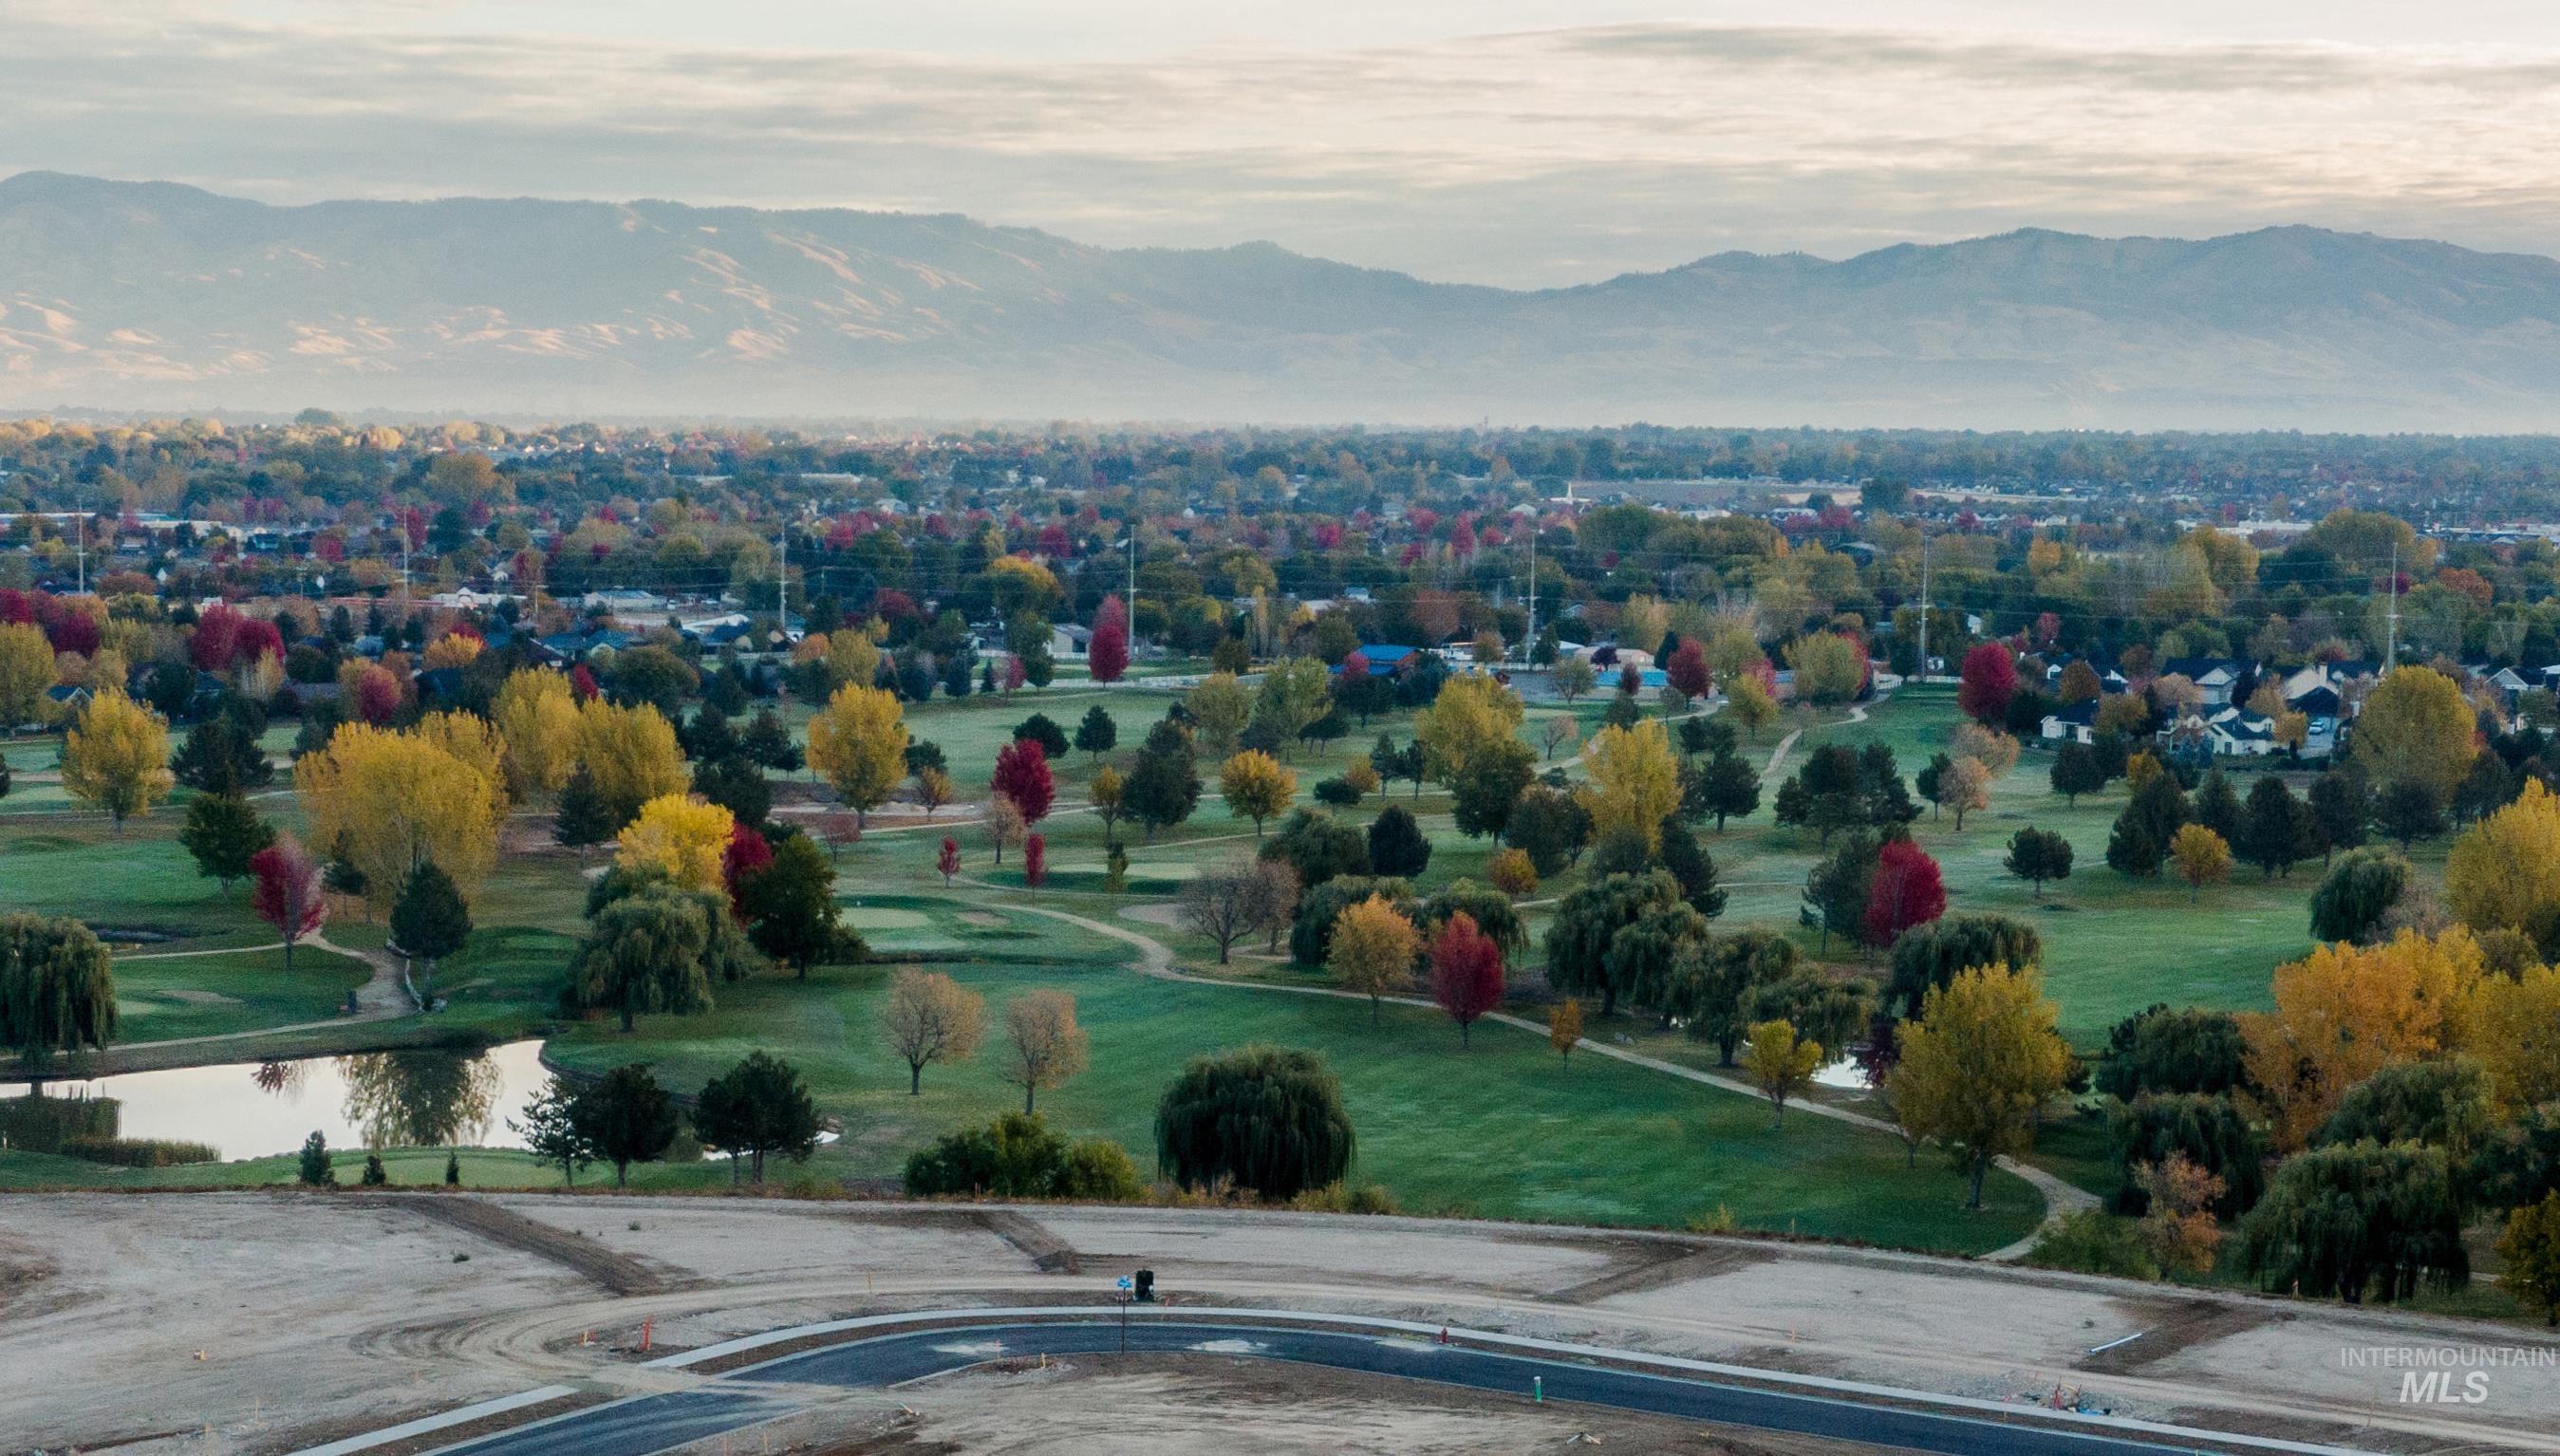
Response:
[3,1191,2555,1456]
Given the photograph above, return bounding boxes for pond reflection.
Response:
[0,1040,550,1162]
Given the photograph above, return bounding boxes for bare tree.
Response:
[1246,859,1301,955]
[1541,717,1579,761]
[879,968,986,1094]
[1179,861,1261,964]
[1002,989,1089,1115]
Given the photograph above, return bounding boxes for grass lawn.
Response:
[112,945,371,1041]
[543,900,2043,1254]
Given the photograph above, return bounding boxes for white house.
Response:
[2039,698,2100,745]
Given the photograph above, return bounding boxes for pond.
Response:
[0,1040,553,1162]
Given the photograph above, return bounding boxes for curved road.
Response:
[422,1318,2275,1456]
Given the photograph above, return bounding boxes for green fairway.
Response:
[111,945,371,1041]
[543,901,2043,1253]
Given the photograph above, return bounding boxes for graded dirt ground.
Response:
[6,1192,2555,1456]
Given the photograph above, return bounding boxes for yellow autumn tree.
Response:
[0,621,57,729]
[2445,778,2560,938]
[571,699,690,829]
[1412,673,1525,786]
[807,681,906,826]
[61,686,174,831]
[1218,749,1297,835]
[2241,928,2483,1149]
[2351,665,2476,800]
[421,632,484,671]
[413,708,511,815]
[615,793,737,893]
[491,667,583,798]
[1329,894,1418,1024]
[1580,719,1682,851]
[2460,962,2560,1114]
[295,722,501,907]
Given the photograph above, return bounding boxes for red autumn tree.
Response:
[1023,833,1047,887]
[1088,595,1130,684]
[1429,911,1506,1047]
[1664,639,1712,701]
[353,663,403,724]
[191,603,245,671]
[936,835,961,887]
[720,823,773,915]
[990,737,1056,823]
[1002,654,1027,696]
[1956,643,2018,726]
[249,833,327,974]
[1862,839,1947,948]
[234,617,285,670]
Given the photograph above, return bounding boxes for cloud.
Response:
[7,5,2560,286]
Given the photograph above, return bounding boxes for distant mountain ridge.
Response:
[5,171,2560,429]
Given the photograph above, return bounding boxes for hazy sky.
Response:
[11,1,2560,285]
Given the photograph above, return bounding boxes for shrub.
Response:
[2024,1209,2160,1280]
[59,1135,221,1167]
[1312,776,1363,807]
[903,1111,1144,1202]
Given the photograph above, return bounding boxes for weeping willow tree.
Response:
[0,914,118,1081]
[1154,1044,1355,1201]
[566,878,762,1032]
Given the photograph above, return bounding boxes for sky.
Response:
[9,1,2560,287]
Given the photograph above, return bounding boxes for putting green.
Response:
[840,905,932,930]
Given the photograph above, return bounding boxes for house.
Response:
[2041,657,2128,695]
[2202,705,2280,757]
[2039,698,2101,745]
[1050,624,1093,661]
[2158,658,2247,702]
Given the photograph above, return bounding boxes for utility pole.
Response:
[1127,526,1139,650]
[73,483,87,596]
[398,509,410,612]
[1915,532,1931,685]
[1523,513,1536,665]
[775,515,789,637]
[2383,540,2398,675]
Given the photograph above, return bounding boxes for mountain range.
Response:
[5,171,2560,430]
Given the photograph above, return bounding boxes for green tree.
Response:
[2308,847,2410,943]
[1802,831,1878,954]
[552,763,616,847]
[2106,771,2186,878]
[297,1129,336,1186]
[389,862,473,1008]
[1885,912,2042,1018]
[1155,1044,1356,1201]
[737,832,860,977]
[2235,775,2314,880]
[1666,928,1800,1065]
[1259,808,1371,889]
[509,1076,594,1185]
[694,1051,822,1184]
[1695,749,1761,830]
[2096,1005,2246,1100]
[1123,718,1202,839]
[2307,767,2371,861]
[179,792,274,895]
[2191,770,2242,844]
[1656,818,1727,918]
[2049,741,2103,804]
[2237,1142,2469,1303]
[1448,737,1536,839]
[2376,777,2446,849]
[568,885,724,1032]
[1504,784,1591,876]
[1543,870,1682,1018]
[2107,1092,2263,1219]
[1366,805,1433,879]
[574,1063,682,1187]
[0,914,118,1079]
[1074,703,1118,761]
[2499,1193,2560,1327]
[2003,826,2073,898]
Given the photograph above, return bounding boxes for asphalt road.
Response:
[423,1319,2229,1456]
